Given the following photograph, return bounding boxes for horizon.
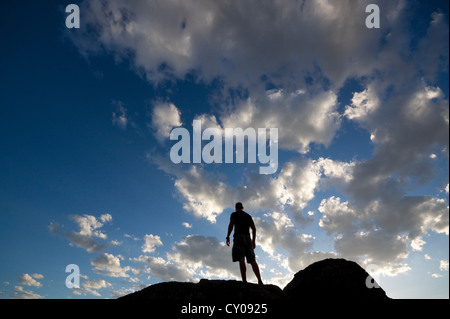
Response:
[0,0,448,299]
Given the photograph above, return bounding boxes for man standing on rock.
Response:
[226,202,263,284]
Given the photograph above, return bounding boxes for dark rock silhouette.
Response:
[119,258,389,301]
[120,279,285,300]
[283,258,389,300]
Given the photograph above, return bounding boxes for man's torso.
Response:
[231,211,253,237]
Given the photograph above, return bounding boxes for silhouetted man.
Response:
[226,202,263,284]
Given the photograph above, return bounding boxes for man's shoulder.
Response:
[242,211,254,221]
[231,211,253,219]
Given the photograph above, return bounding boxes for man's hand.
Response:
[252,240,256,249]
[227,219,234,247]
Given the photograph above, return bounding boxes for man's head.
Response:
[235,202,244,211]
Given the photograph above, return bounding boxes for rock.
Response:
[119,258,389,301]
[120,279,286,301]
[283,258,389,300]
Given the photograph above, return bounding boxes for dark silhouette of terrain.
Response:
[121,279,284,301]
[283,258,388,300]
[120,258,389,301]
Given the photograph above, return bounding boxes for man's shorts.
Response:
[232,234,256,263]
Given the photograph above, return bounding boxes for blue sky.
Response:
[0,0,448,299]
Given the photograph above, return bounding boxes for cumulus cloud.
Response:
[69,0,399,88]
[153,154,351,223]
[151,102,182,143]
[133,255,193,282]
[71,214,111,239]
[154,163,234,223]
[318,195,449,273]
[49,214,113,253]
[67,0,410,157]
[182,222,192,229]
[346,82,449,204]
[132,235,240,282]
[171,235,235,278]
[344,85,379,123]
[256,211,335,272]
[18,274,43,287]
[112,101,129,130]
[81,279,112,297]
[142,234,163,253]
[220,89,341,153]
[91,253,131,278]
[13,286,43,299]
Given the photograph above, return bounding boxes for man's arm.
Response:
[226,218,234,247]
[250,219,257,249]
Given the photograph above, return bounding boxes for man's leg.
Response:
[239,259,247,282]
[250,261,263,284]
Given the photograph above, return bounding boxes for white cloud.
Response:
[68,0,419,159]
[18,274,43,287]
[31,273,43,279]
[318,196,361,235]
[171,235,234,278]
[182,222,192,229]
[440,260,449,271]
[318,195,449,273]
[112,101,129,130]
[170,165,234,223]
[13,286,43,299]
[220,89,341,154]
[255,211,335,272]
[142,234,163,253]
[133,255,194,282]
[110,287,136,298]
[82,279,112,297]
[132,235,243,282]
[49,214,114,253]
[271,159,322,211]
[100,213,112,223]
[66,232,107,253]
[124,233,139,241]
[346,82,449,203]
[110,240,121,246]
[70,0,399,88]
[91,253,131,278]
[411,237,426,251]
[151,102,182,143]
[344,85,379,122]
[70,214,110,239]
[153,155,350,224]
[63,214,113,253]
